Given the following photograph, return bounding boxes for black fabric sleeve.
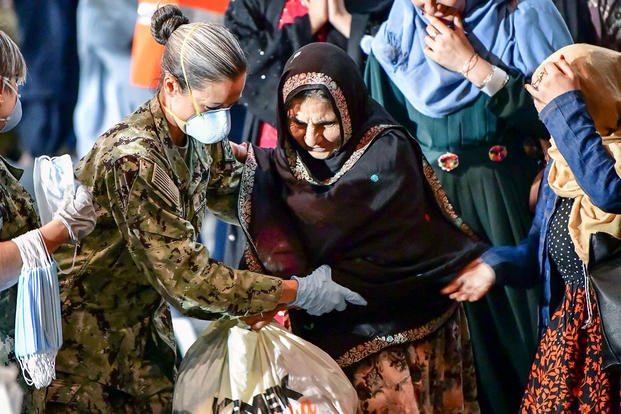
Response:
[486,72,548,139]
[225,0,314,126]
[346,13,370,68]
[345,2,393,68]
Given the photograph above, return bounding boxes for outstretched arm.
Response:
[0,185,95,290]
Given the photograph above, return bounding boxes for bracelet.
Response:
[477,67,495,88]
[479,66,510,97]
[459,53,476,75]
[465,54,479,77]
[460,52,479,77]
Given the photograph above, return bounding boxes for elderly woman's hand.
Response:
[441,258,495,302]
[423,15,475,73]
[242,309,281,331]
[229,142,248,163]
[525,56,581,113]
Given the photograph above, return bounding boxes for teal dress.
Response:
[365,53,546,414]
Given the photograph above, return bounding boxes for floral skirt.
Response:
[346,307,479,414]
[521,285,621,413]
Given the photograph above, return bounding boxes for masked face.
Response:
[163,73,245,145]
[184,108,231,144]
[0,77,22,133]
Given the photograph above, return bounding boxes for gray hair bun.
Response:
[151,5,189,46]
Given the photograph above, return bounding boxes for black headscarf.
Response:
[239,43,486,362]
[276,43,395,181]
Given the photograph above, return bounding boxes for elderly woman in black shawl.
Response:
[233,43,489,412]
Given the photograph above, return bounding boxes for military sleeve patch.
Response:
[149,161,181,208]
[222,138,236,162]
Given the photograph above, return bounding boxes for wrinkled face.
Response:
[287,94,341,160]
[411,0,465,19]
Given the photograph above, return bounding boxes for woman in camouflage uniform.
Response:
[0,30,95,366]
[28,6,365,412]
[0,31,95,414]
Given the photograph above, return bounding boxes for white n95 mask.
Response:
[185,108,231,144]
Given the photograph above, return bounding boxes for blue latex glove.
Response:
[290,265,367,316]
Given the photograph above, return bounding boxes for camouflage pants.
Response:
[24,375,172,413]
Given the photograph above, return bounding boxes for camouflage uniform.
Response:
[27,97,283,412]
[0,156,40,365]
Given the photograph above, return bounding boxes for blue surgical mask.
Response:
[0,78,22,133]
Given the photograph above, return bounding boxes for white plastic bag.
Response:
[173,320,358,414]
[33,154,74,225]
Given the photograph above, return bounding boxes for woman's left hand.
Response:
[423,15,474,73]
[525,56,581,113]
[441,258,495,302]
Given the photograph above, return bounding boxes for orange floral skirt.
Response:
[521,285,620,413]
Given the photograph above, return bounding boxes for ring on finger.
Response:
[531,69,547,89]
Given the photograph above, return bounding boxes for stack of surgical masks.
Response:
[10,154,75,388]
[12,229,62,389]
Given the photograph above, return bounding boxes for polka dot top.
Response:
[547,197,585,287]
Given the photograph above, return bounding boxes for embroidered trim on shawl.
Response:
[282,72,352,141]
[335,304,458,367]
[238,146,264,273]
[422,158,479,240]
[285,124,397,186]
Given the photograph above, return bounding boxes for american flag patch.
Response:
[150,162,180,208]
